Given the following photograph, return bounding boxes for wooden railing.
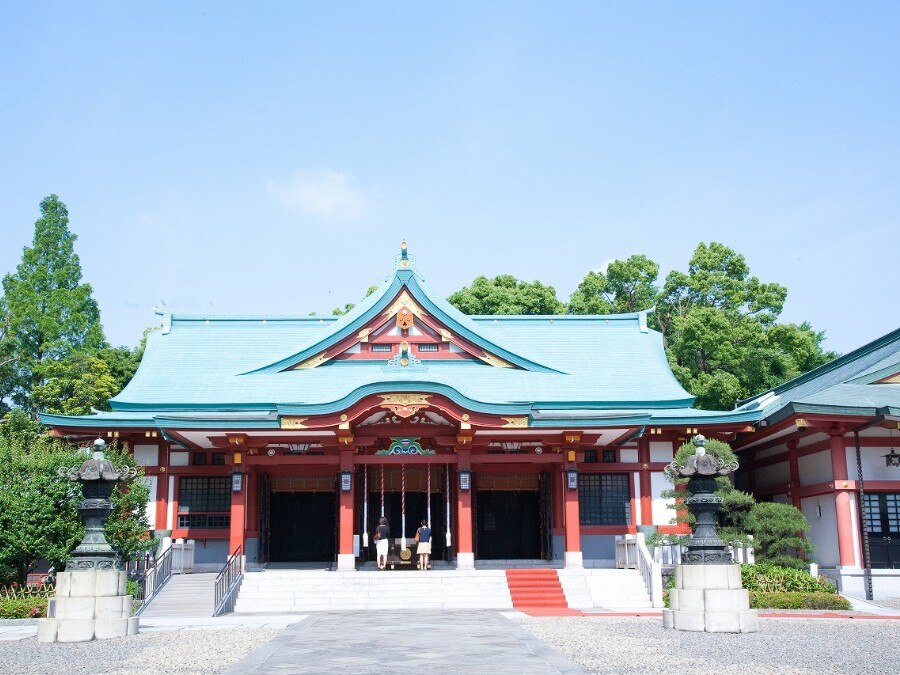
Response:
[213,545,244,616]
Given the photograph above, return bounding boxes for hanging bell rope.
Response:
[380,465,385,518]
[363,466,369,548]
[401,463,407,551]
[427,464,432,529]
[445,464,451,548]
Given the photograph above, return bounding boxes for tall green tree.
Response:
[656,242,835,409]
[0,195,105,415]
[0,435,151,585]
[448,274,565,315]
[332,285,379,315]
[568,254,659,314]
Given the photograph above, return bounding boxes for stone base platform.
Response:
[37,570,139,642]
[662,564,758,633]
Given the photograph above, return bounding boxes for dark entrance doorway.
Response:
[475,490,541,559]
[269,492,336,562]
[363,491,446,562]
[864,492,900,569]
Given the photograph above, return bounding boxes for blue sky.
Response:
[1,2,898,353]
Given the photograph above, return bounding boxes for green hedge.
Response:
[0,597,48,619]
[741,563,836,594]
[750,591,851,610]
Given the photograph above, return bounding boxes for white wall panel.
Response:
[756,461,789,488]
[133,444,159,467]
[801,495,839,567]
[144,476,157,530]
[169,451,189,466]
[620,448,638,463]
[649,442,673,463]
[650,472,674,525]
[798,451,832,487]
[846,445,900,482]
[632,473,641,524]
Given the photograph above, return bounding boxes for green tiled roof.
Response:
[738,327,900,424]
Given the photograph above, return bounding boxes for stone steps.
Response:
[232,566,652,613]
[139,573,218,618]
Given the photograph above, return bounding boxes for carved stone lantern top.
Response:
[59,438,137,482]
[664,434,738,480]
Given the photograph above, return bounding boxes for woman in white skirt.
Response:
[375,517,390,570]
[415,519,432,570]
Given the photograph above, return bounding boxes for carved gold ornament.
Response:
[292,353,329,370]
[501,417,529,428]
[379,393,431,419]
[383,291,427,320]
[480,352,513,368]
[280,417,308,429]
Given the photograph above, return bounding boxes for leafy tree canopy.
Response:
[332,285,379,316]
[0,195,105,414]
[568,254,659,315]
[446,241,835,410]
[448,274,565,315]
[0,434,151,585]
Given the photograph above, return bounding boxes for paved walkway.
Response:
[223,610,584,674]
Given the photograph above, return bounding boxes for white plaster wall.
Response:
[650,472,674,525]
[846,445,899,481]
[620,448,638,463]
[649,442,673,463]
[133,444,159,467]
[755,461,789,488]
[801,495,839,568]
[143,476,157,530]
[798,450,832,487]
[169,451,189,466]
[167,475,175,530]
[632,473,641,524]
[754,443,787,461]
[848,493,861,568]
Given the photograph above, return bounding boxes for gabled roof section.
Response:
[737,326,900,421]
[245,242,563,375]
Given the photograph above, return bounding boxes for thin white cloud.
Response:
[267,169,369,220]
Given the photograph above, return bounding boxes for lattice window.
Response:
[178,477,230,514]
[579,473,631,526]
[864,494,883,534]
[371,344,392,352]
[417,343,439,352]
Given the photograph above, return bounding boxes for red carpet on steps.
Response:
[505,569,583,616]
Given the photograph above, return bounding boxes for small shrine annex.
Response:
[41,243,900,597]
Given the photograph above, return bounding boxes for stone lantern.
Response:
[661,435,759,633]
[38,438,140,642]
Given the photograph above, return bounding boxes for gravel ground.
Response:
[514,616,900,674]
[875,596,900,610]
[0,626,282,674]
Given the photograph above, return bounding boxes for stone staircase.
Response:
[139,573,218,618]
[231,566,651,613]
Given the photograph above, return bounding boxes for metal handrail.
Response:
[213,545,244,616]
[133,545,174,615]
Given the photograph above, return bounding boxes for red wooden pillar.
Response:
[639,436,653,525]
[337,450,356,570]
[563,467,582,568]
[229,455,246,556]
[787,441,801,509]
[154,467,169,533]
[456,448,474,569]
[830,431,857,567]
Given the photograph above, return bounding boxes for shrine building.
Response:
[40,243,900,597]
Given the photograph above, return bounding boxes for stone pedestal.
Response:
[564,551,583,569]
[37,571,139,642]
[662,564,758,633]
[336,553,356,571]
[456,552,475,570]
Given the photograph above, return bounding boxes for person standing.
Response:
[415,519,432,570]
[374,517,390,570]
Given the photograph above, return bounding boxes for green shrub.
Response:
[749,591,851,610]
[0,596,48,619]
[741,563,836,594]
